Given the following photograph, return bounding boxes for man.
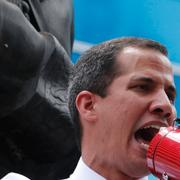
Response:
[1,37,176,180]
[66,37,177,179]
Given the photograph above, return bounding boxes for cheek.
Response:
[173,106,177,118]
[96,94,148,133]
[120,97,147,119]
[169,106,177,125]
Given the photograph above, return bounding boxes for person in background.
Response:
[1,173,30,180]
[66,37,176,180]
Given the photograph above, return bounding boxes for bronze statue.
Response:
[0,0,80,179]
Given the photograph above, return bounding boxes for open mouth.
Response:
[135,125,160,149]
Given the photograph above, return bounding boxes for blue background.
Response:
[72,1,180,179]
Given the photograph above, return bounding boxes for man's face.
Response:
[94,47,176,178]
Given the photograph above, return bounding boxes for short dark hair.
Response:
[68,37,168,148]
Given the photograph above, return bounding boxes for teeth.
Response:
[140,142,149,150]
[142,125,161,130]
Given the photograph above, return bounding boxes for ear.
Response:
[75,90,97,122]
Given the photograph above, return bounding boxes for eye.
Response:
[133,84,151,92]
[166,92,176,104]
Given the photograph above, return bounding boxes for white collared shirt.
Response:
[63,157,105,180]
[1,173,30,180]
[63,157,149,180]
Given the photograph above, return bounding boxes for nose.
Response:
[149,91,175,122]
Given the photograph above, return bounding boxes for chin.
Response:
[128,169,150,179]
[127,158,150,178]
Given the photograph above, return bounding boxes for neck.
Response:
[82,154,143,180]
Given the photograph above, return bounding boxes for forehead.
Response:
[116,47,173,77]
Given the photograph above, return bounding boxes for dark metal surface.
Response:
[0,1,79,179]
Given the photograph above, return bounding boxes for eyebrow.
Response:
[130,76,155,84]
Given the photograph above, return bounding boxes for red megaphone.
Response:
[147,126,180,180]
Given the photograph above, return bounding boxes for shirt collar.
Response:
[69,157,148,180]
[69,157,105,180]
